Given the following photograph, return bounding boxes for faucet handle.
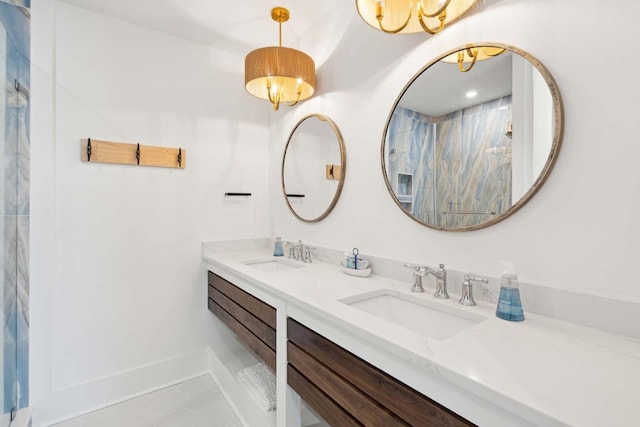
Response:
[404,264,426,292]
[303,246,315,263]
[464,274,488,284]
[459,274,489,306]
[283,241,295,259]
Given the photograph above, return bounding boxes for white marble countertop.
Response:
[203,241,640,427]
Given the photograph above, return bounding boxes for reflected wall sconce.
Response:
[244,7,316,111]
[442,46,506,72]
[356,0,476,34]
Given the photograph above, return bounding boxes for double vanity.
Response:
[203,239,640,427]
[209,36,638,426]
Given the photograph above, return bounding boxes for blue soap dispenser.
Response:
[273,231,284,257]
[496,261,525,322]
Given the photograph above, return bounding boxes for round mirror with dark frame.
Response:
[282,114,346,223]
[382,42,563,231]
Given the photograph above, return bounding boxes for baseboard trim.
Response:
[37,349,208,426]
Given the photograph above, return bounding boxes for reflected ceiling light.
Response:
[465,90,477,98]
[443,46,506,72]
[244,7,316,111]
[355,0,476,34]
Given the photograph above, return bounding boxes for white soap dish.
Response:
[341,265,372,277]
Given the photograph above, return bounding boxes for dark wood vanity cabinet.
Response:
[207,271,277,370]
[207,271,474,425]
[287,318,475,427]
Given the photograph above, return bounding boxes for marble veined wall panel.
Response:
[387,107,436,222]
[437,96,512,228]
[0,2,28,9]
[387,97,512,228]
[0,0,28,414]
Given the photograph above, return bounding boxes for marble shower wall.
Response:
[387,107,437,223]
[0,1,29,9]
[388,97,512,228]
[0,0,29,414]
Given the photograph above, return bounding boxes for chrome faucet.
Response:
[459,274,488,306]
[404,263,447,297]
[425,264,448,299]
[294,240,304,261]
[284,240,312,262]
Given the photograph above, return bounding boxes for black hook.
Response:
[136,143,140,165]
[177,148,182,167]
[87,138,92,162]
[329,164,334,178]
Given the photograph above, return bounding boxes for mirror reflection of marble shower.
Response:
[388,96,513,229]
[0,1,30,425]
[385,46,558,231]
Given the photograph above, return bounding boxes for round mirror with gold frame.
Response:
[382,42,564,231]
[282,114,346,222]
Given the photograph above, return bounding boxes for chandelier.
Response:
[244,7,316,111]
[356,0,476,34]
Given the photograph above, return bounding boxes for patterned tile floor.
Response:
[53,375,243,427]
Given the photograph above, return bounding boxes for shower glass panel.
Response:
[0,0,30,424]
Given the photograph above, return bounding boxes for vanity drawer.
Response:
[208,271,276,329]
[287,318,474,427]
[288,341,406,426]
[209,286,276,350]
[208,298,276,371]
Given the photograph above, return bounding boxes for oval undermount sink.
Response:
[242,258,305,272]
[339,289,486,340]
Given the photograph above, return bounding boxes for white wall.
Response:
[269,0,640,301]
[31,1,270,424]
[532,66,553,179]
[511,53,532,202]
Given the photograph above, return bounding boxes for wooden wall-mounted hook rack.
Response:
[81,138,186,169]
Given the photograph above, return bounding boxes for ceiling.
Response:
[59,0,509,116]
[60,0,345,52]
[399,52,513,117]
